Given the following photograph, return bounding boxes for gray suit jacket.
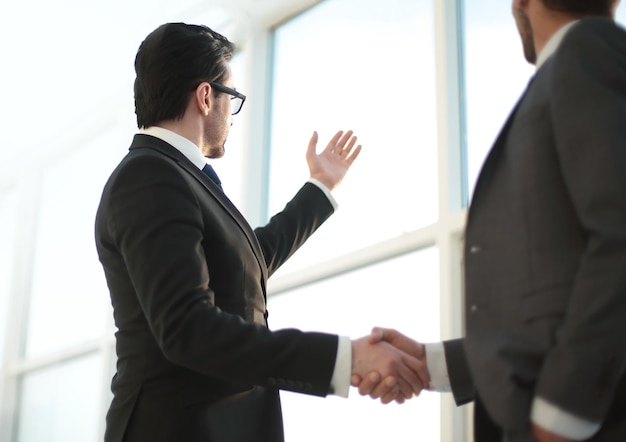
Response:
[445,17,626,437]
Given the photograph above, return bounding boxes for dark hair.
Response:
[541,0,615,16]
[134,23,235,128]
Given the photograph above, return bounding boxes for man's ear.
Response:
[194,82,212,116]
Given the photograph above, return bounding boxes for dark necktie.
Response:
[202,163,223,191]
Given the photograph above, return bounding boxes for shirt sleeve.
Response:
[329,335,351,397]
[427,342,602,440]
[531,396,601,440]
[424,342,452,392]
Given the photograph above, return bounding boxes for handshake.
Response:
[350,327,429,404]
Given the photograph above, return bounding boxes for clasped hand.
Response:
[351,328,429,404]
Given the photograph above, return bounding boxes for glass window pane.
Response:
[268,0,438,274]
[0,1,221,164]
[617,4,626,25]
[268,247,440,442]
[24,127,127,359]
[16,352,104,442]
[463,0,534,199]
[464,3,626,199]
[0,188,18,367]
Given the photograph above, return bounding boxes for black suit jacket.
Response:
[95,134,339,442]
[444,18,626,440]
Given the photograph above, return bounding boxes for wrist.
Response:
[309,174,335,191]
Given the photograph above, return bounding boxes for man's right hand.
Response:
[351,328,430,404]
[350,331,429,404]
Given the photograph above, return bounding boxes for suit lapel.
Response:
[129,135,269,282]
[178,159,270,282]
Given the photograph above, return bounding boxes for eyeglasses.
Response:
[209,82,246,115]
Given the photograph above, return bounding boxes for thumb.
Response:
[368,327,384,344]
[306,131,318,160]
[369,327,397,345]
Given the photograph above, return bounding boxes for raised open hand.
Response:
[306,130,362,190]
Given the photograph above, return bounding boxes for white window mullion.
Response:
[434,0,470,441]
[0,176,42,442]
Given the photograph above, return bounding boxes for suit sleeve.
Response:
[102,155,338,396]
[254,182,335,277]
[535,20,626,421]
[443,339,475,406]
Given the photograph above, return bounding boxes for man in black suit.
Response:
[354,0,626,441]
[95,23,426,442]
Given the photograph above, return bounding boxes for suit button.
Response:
[470,304,478,313]
[469,245,481,254]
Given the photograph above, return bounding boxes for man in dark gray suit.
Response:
[353,0,626,441]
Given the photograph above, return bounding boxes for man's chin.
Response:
[205,146,225,159]
[524,48,537,65]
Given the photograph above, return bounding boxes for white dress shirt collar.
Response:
[140,126,208,170]
[535,20,579,71]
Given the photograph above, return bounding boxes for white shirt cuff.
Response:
[531,397,601,440]
[424,342,452,392]
[307,178,338,211]
[329,335,351,398]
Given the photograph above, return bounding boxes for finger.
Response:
[334,130,354,152]
[394,394,406,405]
[346,144,362,164]
[395,376,417,400]
[357,371,381,396]
[369,375,397,400]
[393,354,424,397]
[339,135,358,157]
[402,355,429,395]
[323,130,343,153]
[351,374,362,387]
[306,131,319,160]
[368,328,384,345]
[380,385,400,405]
[370,327,396,345]
[398,355,424,396]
